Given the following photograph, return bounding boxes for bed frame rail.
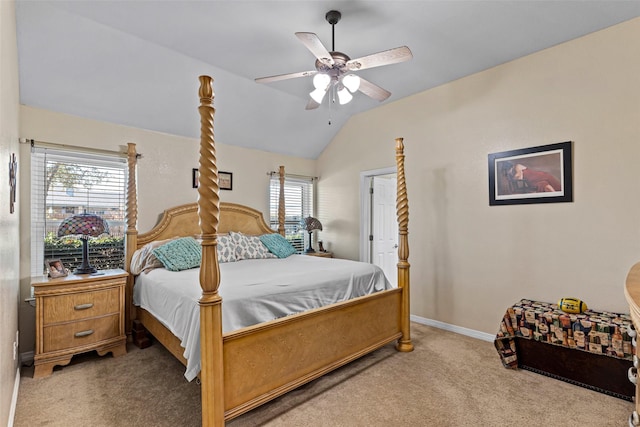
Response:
[124,76,412,426]
[223,288,403,419]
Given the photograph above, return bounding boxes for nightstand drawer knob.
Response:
[74,329,94,338]
[74,303,94,310]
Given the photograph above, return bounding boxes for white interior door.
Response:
[371,175,398,287]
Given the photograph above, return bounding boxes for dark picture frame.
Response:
[192,168,233,191]
[45,258,68,278]
[9,153,16,214]
[219,171,233,191]
[192,168,199,188]
[488,141,572,206]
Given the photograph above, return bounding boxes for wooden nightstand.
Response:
[305,251,333,258]
[32,269,128,378]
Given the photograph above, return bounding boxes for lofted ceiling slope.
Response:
[14,1,640,159]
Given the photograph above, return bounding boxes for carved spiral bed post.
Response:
[278,165,285,236]
[197,75,225,426]
[125,142,138,341]
[395,137,414,352]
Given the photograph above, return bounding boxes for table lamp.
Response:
[57,213,110,274]
[300,216,322,253]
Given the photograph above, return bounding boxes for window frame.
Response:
[269,174,315,253]
[30,144,127,275]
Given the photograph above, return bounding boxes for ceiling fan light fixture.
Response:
[312,73,330,90]
[342,74,360,93]
[254,9,412,111]
[337,85,353,105]
[310,87,328,104]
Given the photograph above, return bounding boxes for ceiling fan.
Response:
[255,10,413,110]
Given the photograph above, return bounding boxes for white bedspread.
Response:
[133,255,392,380]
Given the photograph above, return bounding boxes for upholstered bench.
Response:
[494,299,635,400]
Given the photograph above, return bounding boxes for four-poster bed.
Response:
[123,75,412,425]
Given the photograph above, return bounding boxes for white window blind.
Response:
[269,175,314,253]
[31,145,127,275]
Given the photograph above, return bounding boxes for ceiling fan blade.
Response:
[358,77,391,102]
[295,32,334,66]
[305,99,321,110]
[346,46,412,71]
[255,70,317,84]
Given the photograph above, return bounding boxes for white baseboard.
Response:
[411,314,495,342]
[8,366,20,427]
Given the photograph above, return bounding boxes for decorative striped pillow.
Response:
[229,231,276,260]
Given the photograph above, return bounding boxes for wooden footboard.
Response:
[134,287,402,420]
[223,288,402,419]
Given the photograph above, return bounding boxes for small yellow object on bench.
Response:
[558,297,587,314]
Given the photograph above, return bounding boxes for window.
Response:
[269,175,314,253]
[31,145,127,275]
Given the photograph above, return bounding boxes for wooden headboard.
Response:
[136,202,276,248]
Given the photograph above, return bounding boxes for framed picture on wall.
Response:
[192,168,233,191]
[192,168,199,188]
[219,171,232,191]
[488,141,572,206]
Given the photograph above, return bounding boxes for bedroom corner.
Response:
[1,0,22,425]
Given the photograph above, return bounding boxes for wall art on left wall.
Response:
[9,153,17,213]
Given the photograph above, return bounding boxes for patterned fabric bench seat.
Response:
[494,299,635,400]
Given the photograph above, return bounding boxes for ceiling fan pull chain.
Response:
[328,86,333,125]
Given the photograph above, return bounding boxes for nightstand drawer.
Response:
[43,314,120,352]
[42,287,120,324]
[33,269,128,377]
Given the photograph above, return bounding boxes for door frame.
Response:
[359,166,397,263]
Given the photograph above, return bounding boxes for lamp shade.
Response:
[337,85,353,105]
[300,217,322,253]
[300,217,323,232]
[310,87,328,104]
[313,73,330,90]
[342,74,360,92]
[57,213,109,274]
[57,214,109,238]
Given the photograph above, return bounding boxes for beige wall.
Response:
[0,0,21,424]
[17,106,315,353]
[318,18,640,335]
[11,13,640,364]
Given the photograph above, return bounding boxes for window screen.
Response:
[31,146,127,275]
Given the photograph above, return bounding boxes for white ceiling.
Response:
[15,1,640,159]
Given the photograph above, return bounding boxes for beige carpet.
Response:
[15,323,633,426]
